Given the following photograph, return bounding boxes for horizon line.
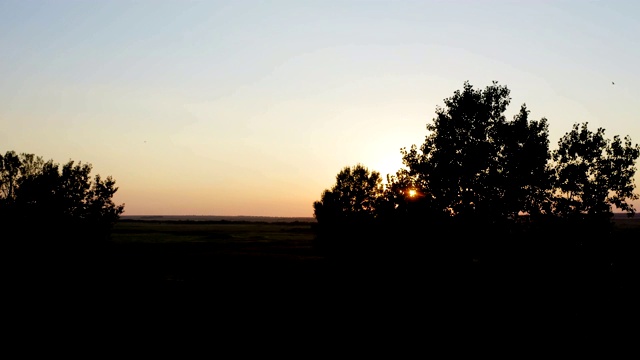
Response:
[121,214,316,218]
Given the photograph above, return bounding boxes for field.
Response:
[106,219,324,286]
[105,216,640,286]
[25,215,635,333]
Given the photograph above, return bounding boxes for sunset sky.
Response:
[2,0,639,217]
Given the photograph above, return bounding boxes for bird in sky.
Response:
[612,81,615,85]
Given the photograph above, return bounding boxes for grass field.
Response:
[106,217,640,285]
[104,220,328,295]
[25,216,635,332]
[111,217,640,281]
[111,219,318,257]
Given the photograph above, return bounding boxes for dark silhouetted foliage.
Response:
[552,122,640,222]
[313,164,383,225]
[0,151,125,247]
[312,164,386,257]
[401,81,554,224]
[313,81,640,266]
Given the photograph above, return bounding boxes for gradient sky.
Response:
[2,0,639,217]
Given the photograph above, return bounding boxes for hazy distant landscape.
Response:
[120,215,316,223]
[122,213,637,222]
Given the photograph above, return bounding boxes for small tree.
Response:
[313,164,383,225]
[552,122,640,219]
[312,164,385,257]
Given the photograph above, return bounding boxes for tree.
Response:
[0,151,125,244]
[313,164,383,225]
[552,122,640,219]
[312,164,386,257]
[401,81,552,223]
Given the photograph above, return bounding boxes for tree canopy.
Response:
[552,123,640,219]
[313,164,383,225]
[400,81,555,223]
[0,151,125,245]
[314,81,640,238]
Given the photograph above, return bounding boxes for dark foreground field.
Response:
[104,220,328,295]
[10,217,640,340]
[112,220,640,320]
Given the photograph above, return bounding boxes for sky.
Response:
[1,0,639,217]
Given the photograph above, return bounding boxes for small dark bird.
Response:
[612,81,615,85]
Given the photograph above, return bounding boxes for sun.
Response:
[408,189,417,197]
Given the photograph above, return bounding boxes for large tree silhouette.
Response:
[0,151,125,245]
[400,81,552,223]
[1,150,126,291]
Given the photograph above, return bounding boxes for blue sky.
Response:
[1,0,639,216]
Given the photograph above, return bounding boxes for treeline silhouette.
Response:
[0,151,124,246]
[312,81,640,301]
[1,151,124,292]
